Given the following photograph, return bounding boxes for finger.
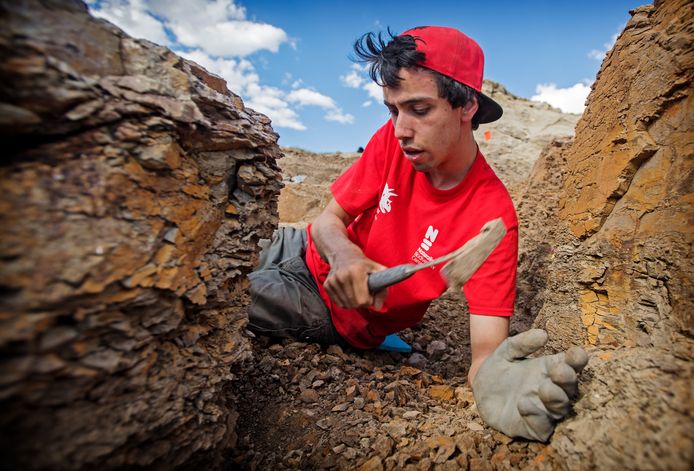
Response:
[324,274,355,308]
[538,379,571,419]
[372,288,388,310]
[517,396,554,442]
[500,329,548,361]
[565,347,588,373]
[549,362,578,398]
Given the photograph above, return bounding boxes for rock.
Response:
[332,402,350,412]
[427,385,455,402]
[515,1,694,470]
[371,435,394,458]
[0,1,281,468]
[426,340,447,361]
[358,456,383,471]
[467,422,484,432]
[316,419,332,431]
[406,353,428,369]
[300,389,320,403]
[454,386,474,406]
[332,444,346,454]
[426,436,456,463]
[382,420,409,440]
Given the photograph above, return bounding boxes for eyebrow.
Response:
[383,96,434,108]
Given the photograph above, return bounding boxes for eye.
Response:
[412,106,430,116]
[387,106,399,117]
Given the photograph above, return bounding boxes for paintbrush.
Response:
[367,218,507,294]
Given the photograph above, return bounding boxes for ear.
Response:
[460,96,479,124]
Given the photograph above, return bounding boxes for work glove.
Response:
[472,329,588,442]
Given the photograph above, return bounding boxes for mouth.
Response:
[402,147,424,160]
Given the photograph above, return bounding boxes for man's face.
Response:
[382,67,472,175]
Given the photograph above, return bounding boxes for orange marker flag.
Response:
[484,131,492,141]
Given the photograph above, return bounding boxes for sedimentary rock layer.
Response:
[517,1,693,468]
[0,0,281,468]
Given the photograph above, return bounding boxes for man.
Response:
[248,26,587,442]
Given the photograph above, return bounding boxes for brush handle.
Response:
[367,265,418,293]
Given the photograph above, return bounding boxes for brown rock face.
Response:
[516,1,693,468]
[0,0,281,469]
[558,0,693,343]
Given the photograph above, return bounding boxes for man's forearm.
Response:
[468,314,509,384]
[311,203,360,266]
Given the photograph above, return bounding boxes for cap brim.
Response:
[475,92,503,124]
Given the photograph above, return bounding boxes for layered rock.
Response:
[0,0,281,468]
[515,1,693,468]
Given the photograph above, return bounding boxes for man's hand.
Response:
[312,198,387,310]
[324,246,387,309]
[472,329,588,442]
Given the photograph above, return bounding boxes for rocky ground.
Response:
[227,286,556,471]
[225,94,580,470]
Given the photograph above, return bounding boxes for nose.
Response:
[393,114,414,141]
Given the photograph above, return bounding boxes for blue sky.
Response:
[87,0,646,152]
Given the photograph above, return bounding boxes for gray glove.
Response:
[472,329,588,442]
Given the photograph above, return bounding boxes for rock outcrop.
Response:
[516,1,693,468]
[0,0,281,468]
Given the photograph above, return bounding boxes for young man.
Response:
[248,26,587,442]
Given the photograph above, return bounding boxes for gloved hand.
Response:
[472,329,588,442]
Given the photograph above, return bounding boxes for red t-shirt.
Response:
[305,121,518,349]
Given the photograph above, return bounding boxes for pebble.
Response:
[406,353,427,369]
[316,418,331,430]
[358,456,383,471]
[426,436,456,463]
[371,435,394,458]
[343,447,358,460]
[382,420,408,440]
[426,340,447,361]
[428,385,455,402]
[299,388,320,403]
[402,410,421,419]
[467,421,484,432]
[332,402,350,412]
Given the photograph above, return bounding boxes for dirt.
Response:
[227,291,547,470]
[225,140,559,469]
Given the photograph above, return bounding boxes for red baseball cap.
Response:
[399,26,503,124]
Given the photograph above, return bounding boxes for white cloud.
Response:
[88,0,351,130]
[287,88,336,108]
[88,0,169,45]
[287,88,354,124]
[244,84,306,130]
[588,28,622,61]
[148,0,286,57]
[363,81,383,101]
[362,100,373,107]
[531,82,591,114]
[341,64,383,103]
[341,68,364,88]
[325,109,354,124]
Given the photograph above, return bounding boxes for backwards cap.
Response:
[399,26,502,124]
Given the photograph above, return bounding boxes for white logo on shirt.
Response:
[378,183,398,214]
[412,225,439,264]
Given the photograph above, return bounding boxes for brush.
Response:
[367,218,507,294]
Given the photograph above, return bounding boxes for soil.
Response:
[226,292,548,470]
[225,141,562,470]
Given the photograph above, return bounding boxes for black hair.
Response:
[353,28,481,130]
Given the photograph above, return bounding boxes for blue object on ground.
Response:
[377,334,412,353]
